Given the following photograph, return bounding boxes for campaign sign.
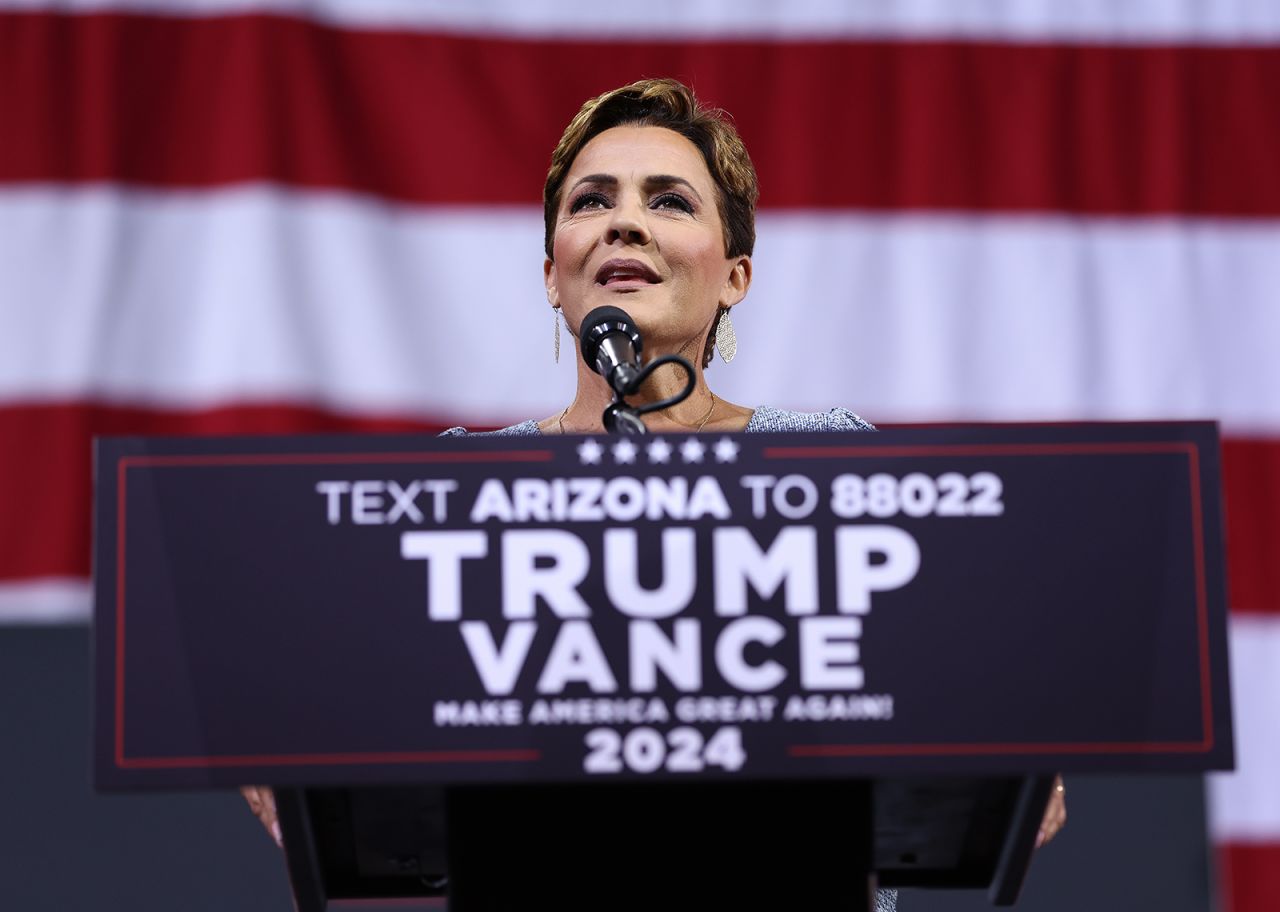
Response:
[93,422,1232,789]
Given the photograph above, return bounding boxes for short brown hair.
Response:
[543,78,758,262]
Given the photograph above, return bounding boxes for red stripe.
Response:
[0,402,453,582]
[764,443,1197,457]
[114,458,126,765]
[790,739,1212,757]
[1188,444,1215,744]
[1219,843,1280,912]
[3,403,1278,621]
[1222,438,1280,616]
[3,12,1280,214]
[120,450,554,467]
[116,748,541,769]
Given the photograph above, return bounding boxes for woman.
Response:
[243,78,1066,897]
[447,76,875,438]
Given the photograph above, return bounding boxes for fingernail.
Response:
[1035,830,1045,849]
[272,821,283,847]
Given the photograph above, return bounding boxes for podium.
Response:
[272,776,1054,910]
[91,423,1233,909]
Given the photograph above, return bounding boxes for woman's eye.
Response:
[569,192,609,213]
[652,193,694,213]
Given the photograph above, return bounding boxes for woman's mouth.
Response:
[595,258,661,286]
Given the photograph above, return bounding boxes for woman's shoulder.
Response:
[439,419,543,437]
[745,405,876,433]
[440,408,874,436]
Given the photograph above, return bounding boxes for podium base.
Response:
[277,776,1050,910]
[445,780,875,912]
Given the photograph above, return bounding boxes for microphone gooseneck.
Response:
[576,306,698,436]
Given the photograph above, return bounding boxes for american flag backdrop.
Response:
[1,2,1277,908]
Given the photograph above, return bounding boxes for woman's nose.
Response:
[605,195,651,246]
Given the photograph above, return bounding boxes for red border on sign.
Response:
[113,449,553,770]
[110,439,1218,770]
[760,440,1216,759]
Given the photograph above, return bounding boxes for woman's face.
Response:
[545,125,750,360]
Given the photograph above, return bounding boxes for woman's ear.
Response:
[544,257,559,308]
[723,255,752,308]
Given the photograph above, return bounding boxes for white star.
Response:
[646,438,673,464]
[612,439,638,464]
[577,439,604,465]
[680,437,706,463]
[713,437,740,463]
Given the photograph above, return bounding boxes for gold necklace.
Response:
[693,392,717,431]
[556,394,717,434]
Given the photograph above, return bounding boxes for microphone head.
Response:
[579,305,643,369]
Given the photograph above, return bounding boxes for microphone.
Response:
[577,305,696,435]
[579,306,644,396]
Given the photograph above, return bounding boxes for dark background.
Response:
[2,626,1215,911]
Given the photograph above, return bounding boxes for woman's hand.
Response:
[240,785,282,848]
[1037,775,1067,848]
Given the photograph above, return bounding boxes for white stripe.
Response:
[0,578,92,623]
[740,212,1280,430]
[3,0,1280,44]
[1208,616,1280,841]
[0,185,572,424]
[3,185,1278,430]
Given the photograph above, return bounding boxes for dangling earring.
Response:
[554,307,561,363]
[715,308,738,363]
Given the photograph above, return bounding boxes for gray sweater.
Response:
[442,404,876,436]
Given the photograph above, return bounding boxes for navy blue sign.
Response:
[93,423,1232,789]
